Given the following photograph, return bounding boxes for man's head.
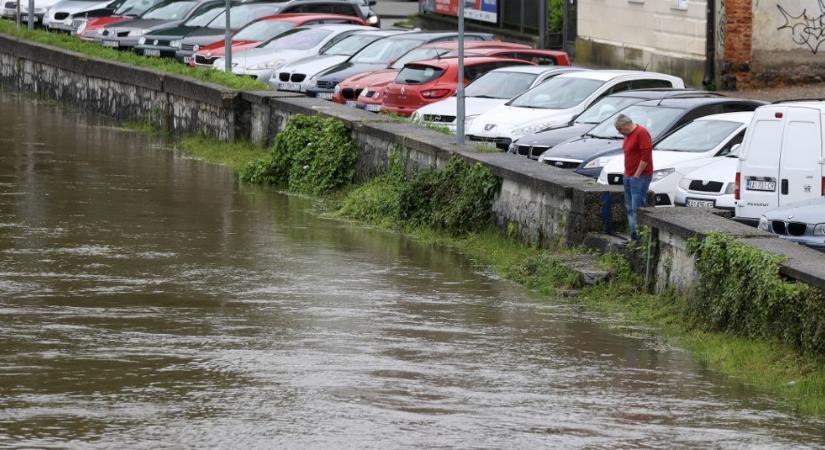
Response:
[614,114,636,136]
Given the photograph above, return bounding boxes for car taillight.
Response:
[821,176,825,196]
[735,172,741,200]
[421,89,451,99]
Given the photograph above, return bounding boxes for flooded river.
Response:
[0,91,824,448]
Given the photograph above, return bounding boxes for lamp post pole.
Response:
[456,0,465,145]
[224,0,232,72]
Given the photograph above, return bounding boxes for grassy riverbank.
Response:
[150,117,825,417]
[0,22,267,91]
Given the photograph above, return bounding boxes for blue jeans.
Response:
[623,175,652,240]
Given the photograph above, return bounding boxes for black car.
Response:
[174,0,377,63]
[134,2,278,58]
[537,97,765,178]
[509,89,720,160]
[305,31,496,100]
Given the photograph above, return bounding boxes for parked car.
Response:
[674,150,741,210]
[2,0,61,25]
[269,29,404,93]
[45,0,114,31]
[597,112,752,206]
[381,56,535,117]
[508,89,714,159]
[75,0,167,41]
[759,198,825,249]
[464,71,684,151]
[133,0,234,57]
[410,66,585,131]
[538,97,763,178]
[305,31,496,100]
[214,24,371,80]
[736,101,825,226]
[96,0,224,50]
[282,0,378,27]
[186,13,367,66]
[330,40,531,107]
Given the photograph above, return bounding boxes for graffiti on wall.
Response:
[777,0,825,54]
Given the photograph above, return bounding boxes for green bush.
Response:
[689,233,825,355]
[240,114,357,195]
[548,0,564,33]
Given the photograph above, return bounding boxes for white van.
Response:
[735,102,825,225]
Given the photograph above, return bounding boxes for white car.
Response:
[674,152,740,210]
[44,0,111,31]
[597,112,751,206]
[2,0,61,24]
[271,29,406,93]
[464,70,684,149]
[410,66,587,133]
[215,24,372,82]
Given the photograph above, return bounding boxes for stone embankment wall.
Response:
[1,32,823,294]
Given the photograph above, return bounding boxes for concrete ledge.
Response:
[163,74,235,107]
[638,207,774,239]
[737,237,825,292]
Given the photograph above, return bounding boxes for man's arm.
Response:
[633,160,647,178]
[632,130,653,177]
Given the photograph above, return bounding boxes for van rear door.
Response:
[736,107,784,221]
[778,108,823,207]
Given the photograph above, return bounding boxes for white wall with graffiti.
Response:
[750,0,825,83]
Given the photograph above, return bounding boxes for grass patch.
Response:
[177,135,267,171]
[0,21,267,91]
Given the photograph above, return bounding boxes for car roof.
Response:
[417,40,529,50]
[257,13,366,23]
[633,97,764,109]
[607,89,720,100]
[693,111,754,124]
[486,65,582,75]
[405,56,535,68]
[392,31,495,41]
[556,70,678,82]
[769,100,825,110]
[292,23,371,32]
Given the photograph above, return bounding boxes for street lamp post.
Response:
[224,0,232,73]
[456,0,465,145]
[27,0,34,30]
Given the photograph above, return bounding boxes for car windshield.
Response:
[396,65,444,84]
[114,0,161,16]
[574,96,646,125]
[465,71,536,99]
[261,28,331,50]
[183,5,222,26]
[508,77,603,109]
[232,19,295,41]
[655,120,742,152]
[587,105,684,139]
[351,38,423,64]
[390,47,448,69]
[207,4,281,30]
[321,33,379,56]
[142,1,196,20]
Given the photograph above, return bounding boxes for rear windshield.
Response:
[655,120,742,152]
[142,1,196,20]
[321,33,380,56]
[232,20,294,41]
[114,0,162,16]
[390,47,448,69]
[262,28,332,50]
[465,71,536,99]
[351,38,422,64]
[587,105,684,140]
[396,65,445,85]
[207,4,282,30]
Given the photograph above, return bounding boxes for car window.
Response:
[183,4,222,26]
[508,52,558,65]
[719,102,759,113]
[207,4,282,30]
[291,3,358,16]
[115,0,161,16]
[717,129,746,156]
[261,28,332,50]
[588,105,684,139]
[574,96,644,125]
[321,33,381,56]
[232,20,295,41]
[607,81,632,95]
[655,120,743,153]
[508,77,604,109]
[351,38,422,64]
[141,1,197,20]
[677,104,721,125]
[631,79,673,89]
[397,65,445,84]
[390,47,446,69]
[465,71,536,99]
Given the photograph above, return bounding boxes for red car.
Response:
[75,0,168,41]
[331,40,532,106]
[381,56,536,117]
[189,13,367,67]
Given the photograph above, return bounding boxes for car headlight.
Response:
[170,40,181,48]
[582,157,611,170]
[367,14,379,25]
[138,36,146,45]
[334,84,341,95]
[248,59,284,71]
[814,224,825,236]
[758,216,769,231]
[724,182,736,195]
[76,21,86,34]
[130,29,146,37]
[678,177,691,191]
[511,120,563,137]
[192,44,199,52]
[651,168,675,182]
[98,28,106,36]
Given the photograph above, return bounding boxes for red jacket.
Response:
[623,125,653,177]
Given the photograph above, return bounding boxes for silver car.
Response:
[759,197,825,249]
[96,0,221,49]
[45,0,111,31]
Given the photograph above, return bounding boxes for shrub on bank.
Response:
[689,233,825,355]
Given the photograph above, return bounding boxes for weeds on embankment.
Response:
[0,21,267,91]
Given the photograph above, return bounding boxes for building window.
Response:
[673,0,688,10]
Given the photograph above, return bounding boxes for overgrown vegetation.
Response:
[0,21,267,91]
[689,232,825,355]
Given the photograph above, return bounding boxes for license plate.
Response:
[316,92,333,100]
[746,179,776,192]
[345,100,356,108]
[21,14,36,22]
[278,82,301,91]
[183,56,192,64]
[685,198,716,208]
[365,104,382,112]
[102,40,119,48]
[143,49,161,57]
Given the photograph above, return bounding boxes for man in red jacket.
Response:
[615,114,653,241]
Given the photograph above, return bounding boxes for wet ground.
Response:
[1,91,824,448]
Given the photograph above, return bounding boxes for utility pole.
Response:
[15,0,20,30]
[538,0,547,49]
[224,0,232,72]
[27,0,34,30]
[562,0,570,54]
[456,0,465,145]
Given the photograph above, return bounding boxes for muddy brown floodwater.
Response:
[0,91,824,449]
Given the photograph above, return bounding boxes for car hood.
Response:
[230,48,308,68]
[199,40,258,57]
[466,104,576,137]
[50,0,110,14]
[540,136,623,162]
[341,68,396,86]
[602,150,719,175]
[144,24,198,39]
[515,123,592,147]
[279,55,350,77]
[681,156,738,181]
[180,30,227,47]
[317,62,386,83]
[764,197,825,222]
[416,97,508,118]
